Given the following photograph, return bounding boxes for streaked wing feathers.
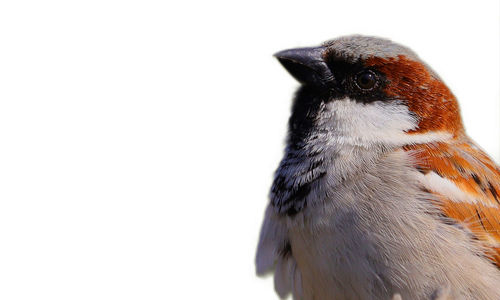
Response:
[406,139,500,265]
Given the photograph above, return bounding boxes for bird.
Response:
[255,35,500,300]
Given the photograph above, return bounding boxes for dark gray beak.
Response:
[274,47,334,86]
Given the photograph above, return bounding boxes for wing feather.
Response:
[256,205,304,299]
[406,139,500,266]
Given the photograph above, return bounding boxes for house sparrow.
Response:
[256,35,500,300]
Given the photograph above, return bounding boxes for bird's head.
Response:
[276,35,464,148]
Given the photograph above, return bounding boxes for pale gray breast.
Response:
[285,149,500,300]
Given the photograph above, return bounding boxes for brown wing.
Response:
[405,139,500,266]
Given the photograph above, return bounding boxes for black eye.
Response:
[355,70,378,90]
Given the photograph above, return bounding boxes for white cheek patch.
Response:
[319,98,451,146]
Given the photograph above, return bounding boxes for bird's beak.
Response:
[274,46,334,87]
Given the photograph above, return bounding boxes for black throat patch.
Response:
[270,87,328,216]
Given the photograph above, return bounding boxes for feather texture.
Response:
[406,139,500,266]
[257,35,500,300]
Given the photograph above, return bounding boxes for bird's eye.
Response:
[355,70,378,90]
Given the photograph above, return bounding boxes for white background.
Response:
[0,1,498,299]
